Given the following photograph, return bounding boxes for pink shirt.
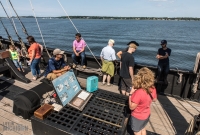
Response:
[73,39,86,51]
[131,88,157,120]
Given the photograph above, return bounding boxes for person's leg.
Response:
[107,75,111,85]
[71,52,77,65]
[12,60,21,71]
[35,58,41,76]
[157,63,163,81]
[134,131,142,135]
[163,63,169,83]
[141,128,146,135]
[80,51,86,66]
[30,59,37,79]
[102,74,107,85]
[121,78,127,95]
[47,73,57,81]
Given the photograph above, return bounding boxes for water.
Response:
[1,18,200,71]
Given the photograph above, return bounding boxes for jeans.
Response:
[12,59,22,69]
[71,51,86,66]
[31,58,41,77]
[157,63,169,81]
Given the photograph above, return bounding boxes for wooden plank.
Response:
[0,115,32,135]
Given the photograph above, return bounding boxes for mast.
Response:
[0,1,28,56]
[0,19,15,46]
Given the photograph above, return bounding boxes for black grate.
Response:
[71,115,122,135]
[45,106,82,130]
[84,105,124,127]
[95,90,128,105]
[32,89,129,135]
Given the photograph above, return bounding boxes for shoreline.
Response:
[1,16,200,21]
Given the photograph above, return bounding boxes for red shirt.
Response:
[28,43,41,59]
[131,88,157,120]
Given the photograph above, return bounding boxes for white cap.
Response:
[53,48,65,55]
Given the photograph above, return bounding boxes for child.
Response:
[9,45,24,72]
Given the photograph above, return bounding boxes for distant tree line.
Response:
[1,16,200,21]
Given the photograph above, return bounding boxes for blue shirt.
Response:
[45,57,66,76]
[100,45,116,61]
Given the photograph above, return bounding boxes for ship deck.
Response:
[0,68,199,135]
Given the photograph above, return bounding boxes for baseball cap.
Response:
[53,48,65,55]
[127,41,139,46]
[161,40,167,45]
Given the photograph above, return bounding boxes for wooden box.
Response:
[0,50,10,59]
[34,104,54,120]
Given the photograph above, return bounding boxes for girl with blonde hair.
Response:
[129,67,157,135]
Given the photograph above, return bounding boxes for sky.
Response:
[0,0,200,17]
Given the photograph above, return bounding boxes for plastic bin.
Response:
[86,76,98,92]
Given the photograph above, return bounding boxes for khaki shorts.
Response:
[46,70,66,81]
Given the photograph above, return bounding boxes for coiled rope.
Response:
[57,0,102,67]
[28,0,51,58]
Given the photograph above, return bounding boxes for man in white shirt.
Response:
[100,39,116,86]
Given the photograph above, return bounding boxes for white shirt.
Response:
[100,45,116,61]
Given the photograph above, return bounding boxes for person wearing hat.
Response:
[100,39,116,86]
[120,41,139,96]
[45,48,71,81]
[156,40,171,84]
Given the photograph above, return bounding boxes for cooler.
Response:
[86,76,98,92]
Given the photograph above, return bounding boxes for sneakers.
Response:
[72,63,76,68]
[82,65,86,69]
[32,76,37,81]
[102,82,106,85]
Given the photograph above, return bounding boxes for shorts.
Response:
[46,70,66,81]
[121,78,132,92]
[131,115,150,132]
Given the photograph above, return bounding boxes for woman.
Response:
[27,36,43,80]
[129,67,157,135]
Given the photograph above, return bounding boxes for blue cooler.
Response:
[86,76,98,92]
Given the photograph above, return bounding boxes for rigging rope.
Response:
[8,0,29,36]
[28,0,51,58]
[57,0,102,67]
[6,0,18,34]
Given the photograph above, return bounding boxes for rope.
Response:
[8,0,29,36]
[57,0,102,67]
[176,67,183,84]
[6,0,18,34]
[28,0,51,58]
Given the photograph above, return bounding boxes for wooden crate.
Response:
[34,104,54,120]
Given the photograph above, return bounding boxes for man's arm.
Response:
[129,66,134,81]
[117,51,123,59]
[157,53,169,59]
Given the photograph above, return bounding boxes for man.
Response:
[72,33,86,69]
[45,48,71,81]
[100,39,116,86]
[120,41,139,96]
[156,40,171,84]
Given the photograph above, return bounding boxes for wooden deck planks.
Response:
[0,72,200,135]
